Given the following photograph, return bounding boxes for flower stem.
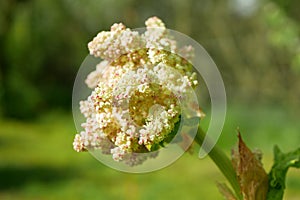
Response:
[195,127,242,200]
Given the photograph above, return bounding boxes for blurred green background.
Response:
[0,0,300,199]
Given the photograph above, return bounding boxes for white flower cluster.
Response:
[88,23,143,61]
[73,17,201,166]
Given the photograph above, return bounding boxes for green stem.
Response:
[195,127,243,200]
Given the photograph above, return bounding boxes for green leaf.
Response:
[163,115,182,144]
[150,116,181,151]
[266,146,300,200]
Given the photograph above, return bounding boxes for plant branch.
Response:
[195,127,243,200]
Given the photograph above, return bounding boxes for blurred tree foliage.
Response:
[0,0,299,119]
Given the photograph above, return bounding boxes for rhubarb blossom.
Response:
[73,17,202,166]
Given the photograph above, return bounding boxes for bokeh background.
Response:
[0,0,300,199]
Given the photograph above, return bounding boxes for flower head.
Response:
[73,17,202,166]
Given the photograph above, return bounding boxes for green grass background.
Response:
[0,105,299,200]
